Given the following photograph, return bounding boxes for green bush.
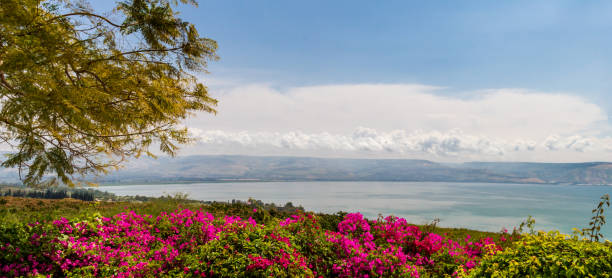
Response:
[468,231,612,277]
[178,220,315,277]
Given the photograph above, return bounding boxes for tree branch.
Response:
[88,47,184,64]
[0,71,15,92]
[57,114,171,139]
[48,12,124,28]
[76,69,109,92]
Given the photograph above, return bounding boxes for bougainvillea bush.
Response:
[0,209,507,277]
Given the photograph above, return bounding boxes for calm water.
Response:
[100,182,611,236]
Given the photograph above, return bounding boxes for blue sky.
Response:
[93,1,612,162]
[186,1,612,105]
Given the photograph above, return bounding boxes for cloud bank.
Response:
[184,83,612,162]
[189,127,612,160]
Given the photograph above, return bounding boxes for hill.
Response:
[91,155,612,185]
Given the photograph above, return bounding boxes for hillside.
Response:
[1,155,610,185]
[87,155,612,185]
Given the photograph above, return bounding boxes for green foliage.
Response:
[582,193,610,242]
[421,217,440,234]
[0,195,506,244]
[468,231,612,278]
[315,211,347,232]
[516,215,536,235]
[0,196,301,229]
[179,220,316,277]
[2,194,611,277]
[18,196,610,277]
[1,185,97,201]
[0,0,217,186]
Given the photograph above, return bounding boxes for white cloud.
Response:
[512,139,537,152]
[188,127,612,160]
[543,135,562,151]
[543,135,595,152]
[192,128,507,156]
[183,83,612,162]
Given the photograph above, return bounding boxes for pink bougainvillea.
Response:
[0,210,503,277]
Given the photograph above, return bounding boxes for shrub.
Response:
[0,209,506,277]
[178,219,314,277]
[468,231,612,277]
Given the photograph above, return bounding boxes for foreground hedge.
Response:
[1,209,503,277]
[468,231,612,277]
[2,208,611,277]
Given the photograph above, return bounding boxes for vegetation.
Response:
[465,211,612,277]
[582,193,611,242]
[3,194,610,277]
[468,231,612,277]
[0,183,144,202]
[0,195,517,277]
[0,0,217,187]
[1,185,96,201]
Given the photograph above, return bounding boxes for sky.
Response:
[100,0,612,162]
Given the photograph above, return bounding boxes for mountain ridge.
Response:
[2,155,611,185]
[97,155,612,185]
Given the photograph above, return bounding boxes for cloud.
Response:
[183,83,612,161]
[193,128,507,156]
[512,140,537,152]
[543,134,594,152]
[188,127,612,160]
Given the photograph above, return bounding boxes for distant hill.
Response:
[1,155,610,185]
[459,161,612,185]
[88,155,612,185]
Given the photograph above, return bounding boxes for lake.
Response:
[100,181,611,236]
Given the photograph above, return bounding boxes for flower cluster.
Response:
[0,210,503,277]
[325,214,503,277]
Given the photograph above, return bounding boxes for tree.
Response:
[0,0,218,187]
